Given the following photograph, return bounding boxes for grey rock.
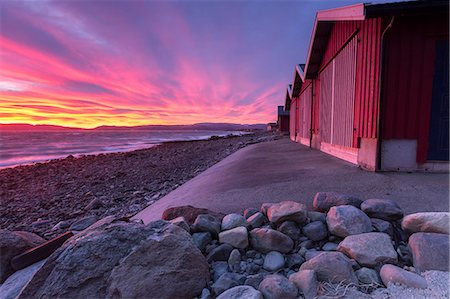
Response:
[85,197,103,210]
[12,231,45,247]
[326,205,372,238]
[253,258,264,266]
[267,201,307,224]
[200,288,212,299]
[288,270,318,299]
[244,208,260,219]
[304,250,322,261]
[222,213,249,231]
[0,259,46,299]
[408,232,449,272]
[302,221,328,241]
[263,251,285,272]
[31,219,50,230]
[20,221,209,299]
[212,261,229,281]
[219,227,248,249]
[371,218,394,237]
[322,242,338,251]
[246,250,259,259]
[299,239,314,249]
[207,243,234,262]
[169,216,190,232]
[216,285,263,299]
[0,230,43,282]
[212,273,244,295]
[355,267,382,285]
[245,273,268,289]
[192,232,212,253]
[228,249,241,272]
[277,221,302,241]
[286,254,305,269]
[380,264,427,289]
[258,274,298,299]
[299,252,358,284]
[69,215,97,231]
[192,214,221,236]
[337,232,397,267]
[249,228,293,253]
[246,263,261,275]
[247,213,266,228]
[307,211,327,223]
[402,212,450,234]
[313,192,362,212]
[361,199,403,221]
[52,221,70,231]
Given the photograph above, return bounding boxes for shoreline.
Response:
[0,131,280,239]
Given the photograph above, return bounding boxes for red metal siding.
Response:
[299,84,312,138]
[290,98,297,140]
[381,14,449,163]
[320,62,333,143]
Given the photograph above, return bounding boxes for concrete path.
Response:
[133,138,449,224]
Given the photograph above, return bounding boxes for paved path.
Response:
[133,138,449,224]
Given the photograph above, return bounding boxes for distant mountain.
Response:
[0,123,266,132]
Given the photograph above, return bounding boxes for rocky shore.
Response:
[0,132,280,240]
[0,192,448,298]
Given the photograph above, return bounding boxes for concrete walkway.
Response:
[133,138,449,224]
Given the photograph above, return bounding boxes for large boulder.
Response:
[402,212,449,235]
[313,192,362,212]
[258,274,298,299]
[219,227,249,249]
[216,285,263,299]
[337,232,397,267]
[360,199,403,221]
[19,220,209,299]
[326,205,372,238]
[408,232,449,272]
[266,201,307,224]
[379,264,427,289]
[249,228,294,253]
[0,230,45,282]
[162,205,224,224]
[299,252,357,284]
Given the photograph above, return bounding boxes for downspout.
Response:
[376,16,395,171]
[310,81,314,148]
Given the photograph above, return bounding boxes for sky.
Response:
[1,0,393,128]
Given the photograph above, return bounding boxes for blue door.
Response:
[428,40,449,161]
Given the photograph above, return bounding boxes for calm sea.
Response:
[0,130,248,169]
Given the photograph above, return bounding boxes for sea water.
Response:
[0,130,248,168]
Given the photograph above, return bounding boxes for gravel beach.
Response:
[0,131,280,239]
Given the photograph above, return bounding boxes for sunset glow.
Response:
[1,1,369,128]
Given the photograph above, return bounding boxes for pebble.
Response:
[263,251,285,272]
[228,249,241,272]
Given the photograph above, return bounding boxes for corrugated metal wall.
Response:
[320,62,333,143]
[300,84,313,138]
[289,98,297,140]
[381,14,448,162]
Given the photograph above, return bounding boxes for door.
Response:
[427,40,449,161]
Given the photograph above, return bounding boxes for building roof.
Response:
[284,84,292,111]
[278,105,290,116]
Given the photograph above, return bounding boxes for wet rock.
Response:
[162,205,224,224]
[380,264,427,289]
[277,221,302,241]
[212,273,244,295]
[326,205,372,238]
[408,232,449,272]
[69,215,97,231]
[0,230,43,282]
[313,192,362,212]
[249,228,293,253]
[192,214,221,236]
[299,252,357,284]
[193,232,212,253]
[216,285,263,299]
[228,249,241,272]
[355,267,382,285]
[20,221,209,299]
[247,213,266,228]
[322,242,338,251]
[222,213,249,231]
[169,216,190,232]
[219,227,248,249]
[288,270,318,299]
[361,199,403,221]
[371,218,393,237]
[302,221,328,241]
[207,244,234,262]
[267,201,307,224]
[402,212,449,234]
[85,197,103,210]
[337,232,397,267]
[244,208,260,219]
[258,274,297,299]
[263,251,285,272]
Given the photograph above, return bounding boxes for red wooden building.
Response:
[286,0,449,171]
[277,105,290,132]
